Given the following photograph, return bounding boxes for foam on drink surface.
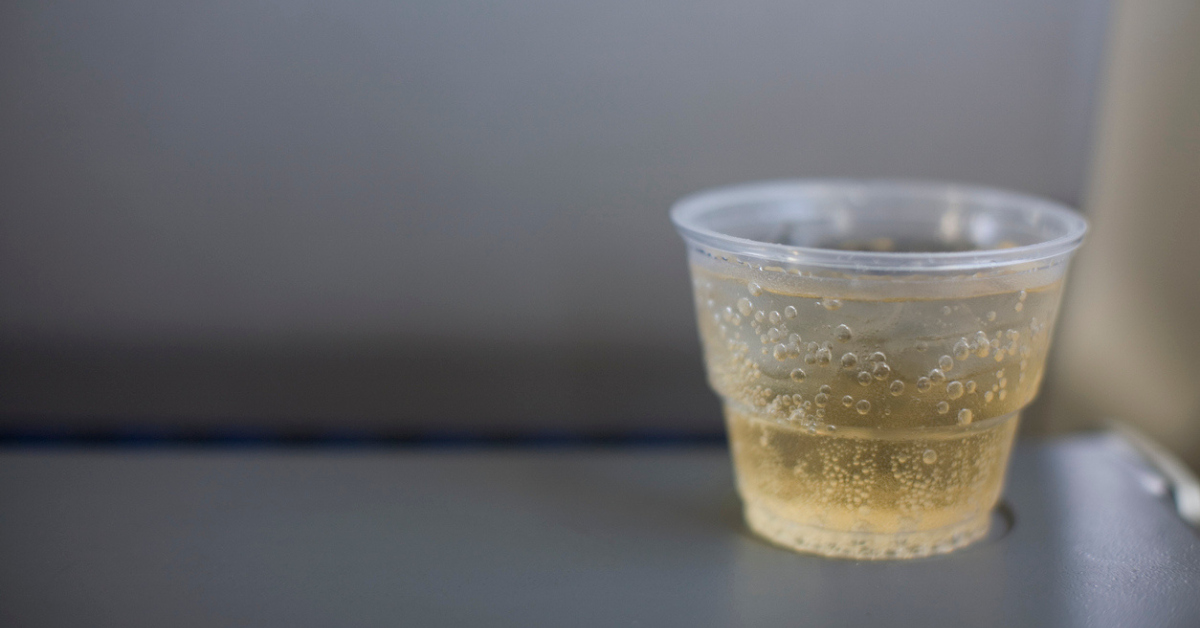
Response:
[691,256,1064,559]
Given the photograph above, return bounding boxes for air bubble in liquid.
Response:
[1018,290,1027,302]
[953,339,971,360]
[986,311,997,322]
[929,368,946,384]
[737,298,753,317]
[1015,302,1024,312]
[804,354,816,365]
[965,380,977,394]
[923,450,938,464]
[984,391,994,403]
[754,310,766,323]
[916,340,929,352]
[819,385,831,394]
[784,305,797,319]
[957,408,973,425]
[816,346,832,366]
[999,390,1007,401]
[841,352,858,369]
[872,361,891,380]
[916,377,932,393]
[942,306,953,316]
[748,282,763,297]
[947,381,964,400]
[889,380,905,396]
[939,355,954,371]
[857,371,873,386]
[835,324,853,342]
[842,395,854,407]
[790,368,807,382]
[814,393,828,407]
[936,401,950,414]
[769,310,781,325]
[975,332,991,357]
[821,298,843,311]
[897,453,910,463]
[855,399,871,415]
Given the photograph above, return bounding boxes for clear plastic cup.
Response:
[671,180,1087,559]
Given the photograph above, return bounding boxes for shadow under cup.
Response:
[671,181,1087,559]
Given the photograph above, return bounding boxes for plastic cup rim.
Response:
[670,179,1088,273]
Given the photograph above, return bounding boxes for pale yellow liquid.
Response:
[691,262,1064,559]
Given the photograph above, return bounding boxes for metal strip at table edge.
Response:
[1107,418,1200,529]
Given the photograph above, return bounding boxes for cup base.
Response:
[744,502,990,560]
